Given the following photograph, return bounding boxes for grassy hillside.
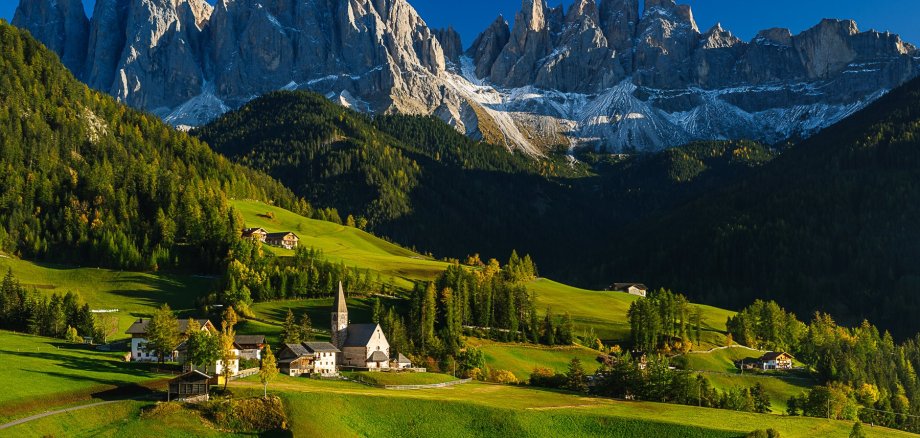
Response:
[236,200,736,347]
[235,377,905,438]
[681,348,817,414]
[0,256,215,336]
[0,331,167,422]
[0,400,243,438]
[0,367,901,437]
[232,199,448,288]
[528,279,733,347]
[467,338,603,381]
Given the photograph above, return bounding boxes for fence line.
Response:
[383,379,472,390]
[232,368,260,381]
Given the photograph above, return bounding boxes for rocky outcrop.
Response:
[435,26,463,64]
[488,0,555,88]
[466,16,510,79]
[598,0,638,67]
[633,0,700,88]
[534,0,622,92]
[13,0,89,75]
[14,0,920,153]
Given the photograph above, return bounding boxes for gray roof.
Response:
[393,353,411,364]
[303,342,340,353]
[282,343,309,358]
[235,335,266,346]
[333,281,348,315]
[125,318,212,335]
[172,370,212,382]
[369,350,389,362]
[343,324,380,348]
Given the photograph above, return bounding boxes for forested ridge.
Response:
[0,21,308,272]
[197,76,920,340]
[195,90,776,287]
[604,74,920,339]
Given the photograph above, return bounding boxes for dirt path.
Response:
[0,400,121,430]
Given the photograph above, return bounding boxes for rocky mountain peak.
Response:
[13,0,920,154]
[754,28,793,46]
[598,0,638,61]
[13,0,89,75]
[701,22,741,49]
[566,0,600,25]
[466,15,511,79]
[435,26,464,64]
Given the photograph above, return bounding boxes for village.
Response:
[125,277,796,403]
[127,281,425,402]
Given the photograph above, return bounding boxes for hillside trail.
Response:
[0,399,123,430]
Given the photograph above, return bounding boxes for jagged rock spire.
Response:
[13,0,89,76]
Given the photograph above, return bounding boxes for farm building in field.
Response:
[277,342,340,376]
[168,370,211,402]
[331,282,391,369]
[241,227,268,242]
[608,283,648,298]
[265,232,299,249]
[235,335,266,360]
[756,352,794,370]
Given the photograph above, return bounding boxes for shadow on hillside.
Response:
[4,347,162,380]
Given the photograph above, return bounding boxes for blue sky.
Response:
[2,0,918,47]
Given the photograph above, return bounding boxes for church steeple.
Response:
[331,282,348,349]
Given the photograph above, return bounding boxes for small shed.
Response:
[390,353,412,370]
[168,370,211,402]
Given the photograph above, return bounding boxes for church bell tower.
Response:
[331,282,348,349]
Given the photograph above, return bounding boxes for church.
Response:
[331,282,391,369]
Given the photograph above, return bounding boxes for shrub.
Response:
[529,367,565,388]
[746,429,780,438]
[489,369,519,384]
[140,402,183,419]
[203,396,288,432]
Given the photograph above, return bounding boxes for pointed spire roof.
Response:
[333,281,348,314]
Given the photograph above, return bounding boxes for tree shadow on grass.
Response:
[4,347,164,381]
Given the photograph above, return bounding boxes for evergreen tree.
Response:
[542,308,557,346]
[281,309,300,344]
[557,312,574,345]
[565,358,589,393]
[298,313,313,342]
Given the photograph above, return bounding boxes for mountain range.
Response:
[12,0,920,153]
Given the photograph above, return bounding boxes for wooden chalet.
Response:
[265,232,300,249]
[235,334,267,360]
[168,370,211,402]
[241,227,268,242]
[757,352,794,370]
[277,342,340,376]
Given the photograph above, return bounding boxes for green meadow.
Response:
[467,338,603,381]
[0,330,167,422]
[0,256,215,338]
[682,347,817,414]
[239,377,907,438]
